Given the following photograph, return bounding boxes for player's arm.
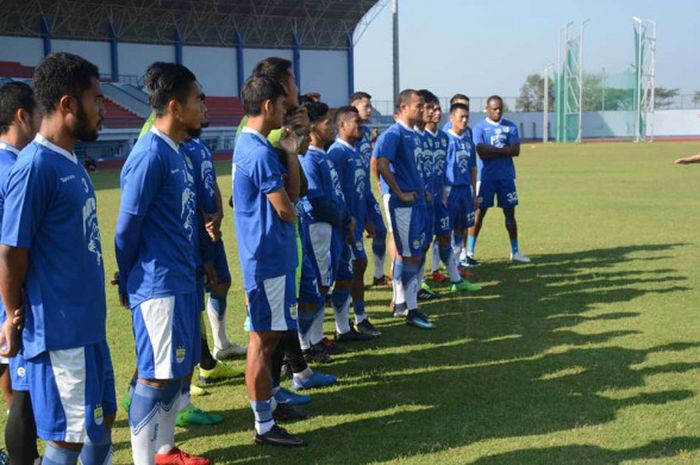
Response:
[675,153,700,165]
[267,189,296,224]
[476,144,518,158]
[471,166,478,209]
[376,157,416,204]
[0,246,27,356]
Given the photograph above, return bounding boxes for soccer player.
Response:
[115,62,210,464]
[0,81,41,465]
[233,75,305,447]
[373,89,435,329]
[442,94,470,133]
[0,53,116,465]
[298,100,358,352]
[471,95,530,263]
[420,91,479,293]
[675,154,700,164]
[328,106,381,338]
[350,92,391,286]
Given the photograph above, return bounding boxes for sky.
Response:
[353,0,700,105]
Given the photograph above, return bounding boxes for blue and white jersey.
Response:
[328,138,366,224]
[119,127,198,306]
[298,145,346,224]
[0,142,20,321]
[425,129,449,199]
[355,125,372,174]
[472,118,519,181]
[414,128,434,195]
[446,129,476,187]
[1,135,106,358]
[372,121,425,206]
[182,138,217,216]
[233,128,297,287]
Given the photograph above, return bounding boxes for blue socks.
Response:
[510,239,519,255]
[392,257,405,305]
[208,293,226,317]
[371,234,386,258]
[42,444,80,465]
[79,430,112,465]
[251,399,275,435]
[467,235,477,256]
[129,382,161,432]
[401,261,420,310]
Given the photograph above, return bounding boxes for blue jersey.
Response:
[1,135,106,358]
[372,121,425,205]
[328,139,366,224]
[425,129,449,198]
[298,146,346,224]
[446,129,476,186]
[119,128,198,306]
[182,138,217,215]
[355,126,375,202]
[414,129,434,195]
[0,143,20,321]
[472,118,520,181]
[233,128,297,287]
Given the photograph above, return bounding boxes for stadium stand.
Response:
[205,96,245,128]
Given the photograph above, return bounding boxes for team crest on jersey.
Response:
[82,195,103,266]
[503,126,510,133]
[441,138,447,146]
[94,405,104,425]
[16,367,25,378]
[289,304,298,320]
[355,240,364,251]
[176,346,186,363]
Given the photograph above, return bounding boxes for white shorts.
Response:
[382,193,393,233]
[308,222,333,286]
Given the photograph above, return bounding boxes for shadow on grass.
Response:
[196,243,699,463]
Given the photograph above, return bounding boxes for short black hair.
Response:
[301,100,329,123]
[334,105,359,126]
[395,89,419,112]
[33,52,99,115]
[450,93,469,106]
[417,89,438,105]
[252,57,293,84]
[487,95,503,106]
[450,103,469,114]
[144,62,197,117]
[0,81,36,134]
[241,76,286,116]
[349,91,372,104]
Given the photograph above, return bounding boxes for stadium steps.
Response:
[101,83,151,118]
[205,96,245,128]
[0,61,34,79]
[103,98,146,129]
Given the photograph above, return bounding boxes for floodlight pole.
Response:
[543,64,553,143]
[392,0,400,110]
[633,16,642,142]
[577,19,589,143]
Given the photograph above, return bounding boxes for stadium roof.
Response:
[0,0,380,49]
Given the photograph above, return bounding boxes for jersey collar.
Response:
[425,128,438,137]
[34,134,77,164]
[307,145,326,154]
[240,126,270,146]
[334,138,355,151]
[150,126,180,154]
[447,129,465,139]
[397,119,414,132]
[485,117,502,126]
[0,141,20,156]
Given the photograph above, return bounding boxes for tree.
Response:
[654,87,679,109]
[692,91,700,105]
[516,73,554,112]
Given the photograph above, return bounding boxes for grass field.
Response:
[5,141,700,464]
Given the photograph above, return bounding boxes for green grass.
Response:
[8,141,700,464]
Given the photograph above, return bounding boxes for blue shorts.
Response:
[298,252,322,305]
[245,272,298,332]
[27,340,116,443]
[478,178,518,209]
[331,230,354,282]
[350,219,367,261]
[366,196,387,239]
[447,185,475,230]
[132,292,201,379]
[9,352,29,391]
[433,199,451,236]
[209,240,232,285]
[388,198,427,257]
[424,202,435,246]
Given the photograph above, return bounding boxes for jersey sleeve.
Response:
[300,156,323,200]
[508,122,521,145]
[1,158,50,248]
[374,130,400,162]
[472,124,485,146]
[253,147,284,195]
[119,149,167,216]
[198,147,218,215]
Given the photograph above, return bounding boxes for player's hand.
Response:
[346,217,356,244]
[365,220,376,239]
[111,272,130,308]
[204,262,218,288]
[286,107,311,139]
[398,191,417,204]
[279,127,300,155]
[425,191,433,202]
[675,157,693,165]
[370,128,379,143]
[10,306,23,330]
[0,318,21,358]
